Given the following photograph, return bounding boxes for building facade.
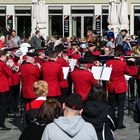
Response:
[0,0,140,37]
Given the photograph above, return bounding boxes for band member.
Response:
[84,43,100,57]
[71,58,97,101]
[0,49,14,130]
[35,49,46,65]
[8,52,21,114]
[20,52,40,102]
[41,50,64,100]
[55,44,70,98]
[67,42,81,60]
[106,53,131,129]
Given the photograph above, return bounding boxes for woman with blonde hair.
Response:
[25,80,48,123]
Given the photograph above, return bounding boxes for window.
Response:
[0,7,6,31]
[49,7,63,36]
[134,6,140,35]
[102,6,109,36]
[15,7,31,37]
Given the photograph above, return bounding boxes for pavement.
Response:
[0,112,139,140]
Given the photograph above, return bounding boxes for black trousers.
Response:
[0,92,9,127]
[136,79,140,98]
[129,77,135,100]
[108,92,126,127]
[8,85,20,113]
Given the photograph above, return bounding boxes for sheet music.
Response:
[91,66,102,80]
[68,59,77,72]
[91,66,112,81]
[125,75,132,81]
[101,67,112,81]
[62,67,69,79]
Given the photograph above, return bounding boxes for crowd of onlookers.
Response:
[0,28,140,140]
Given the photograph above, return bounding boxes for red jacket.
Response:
[42,60,64,97]
[128,65,138,76]
[26,96,46,111]
[106,59,131,94]
[0,60,12,92]
[20,62,40,99]
[92,50,100,56]
[9,60,20,86]
[71,53,81,60]
[71,68,97,100]
[35,57,46,65]
[9,71,20,86]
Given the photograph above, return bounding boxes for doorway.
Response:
[72,15,93,38]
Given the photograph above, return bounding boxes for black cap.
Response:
[88,43,96,47]
[78,57,91,64]
[26,52,37,57]
[28,47,35,53]
[3,47,19,51]
[65,94,83,110]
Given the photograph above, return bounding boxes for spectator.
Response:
[103,46,113,56]
[86,29,97,43]
[31,30,43,49]
[41,94,98,140]
[11,30,21,47]
[82,84,116,140]
[107,28,115,40]
[121,35,132,56]
[116,29,128,45]
[19,98,63,140]
[5,34,17,48]
[106,37,115,49]
[25,80,48,123]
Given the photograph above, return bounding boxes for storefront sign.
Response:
[64,15,69,37]
[95,15,101,35]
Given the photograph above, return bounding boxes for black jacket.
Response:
[19,119,51,140]
[82,100,116,140]
[133,99,140,133]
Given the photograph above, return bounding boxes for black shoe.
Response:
[0,126,11,130]
[117,125,126,129]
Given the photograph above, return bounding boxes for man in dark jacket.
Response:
[31,30,43,49]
